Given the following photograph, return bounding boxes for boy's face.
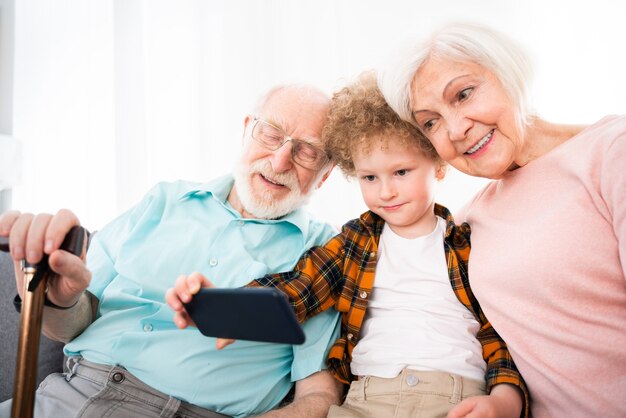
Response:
[354,136,444,238]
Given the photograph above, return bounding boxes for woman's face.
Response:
[410,57,523,179]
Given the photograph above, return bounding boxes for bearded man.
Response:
[0,85,342,418]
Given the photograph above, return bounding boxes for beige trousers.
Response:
[328,369,486,418]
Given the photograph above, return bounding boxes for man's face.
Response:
[233,87,332,219]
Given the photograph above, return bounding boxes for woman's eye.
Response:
[458,87,473,101]
[423,119,435,131]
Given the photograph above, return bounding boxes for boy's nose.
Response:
[380,182,397,200]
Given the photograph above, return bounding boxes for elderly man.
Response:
[0,85,342,418]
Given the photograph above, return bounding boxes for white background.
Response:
[6,0,626,229]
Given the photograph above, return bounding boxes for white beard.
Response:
[233,159,312,219]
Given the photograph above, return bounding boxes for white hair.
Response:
[378,22,535,134]
[252,84,330,116]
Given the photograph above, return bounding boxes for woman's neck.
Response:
[514,118,588,168]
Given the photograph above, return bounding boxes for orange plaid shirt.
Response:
[251,204,529,416]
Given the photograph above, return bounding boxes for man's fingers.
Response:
[216,338,236,350]
[172,311,187,328]
[173,274,194,303]
[165,287,185,311]
[1,209,81,263]
[0,210,21,236]
[45,209,81,254]
[169,272,214,310]
[173,310,196,329]
[186,273,202,294]
[25,213,53,264]
[7,213,34,261]
[168,272,216,330]
[173,272,215,304]
[167,287,198,328]
[186,272,215,294]
[45,250,92,307]
[48,249,89,282]
[1,210,85,303]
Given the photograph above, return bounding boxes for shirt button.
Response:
[238,220,245,226]
[347,333,354,341]
[143,323,153,332]
[209,258,218,267]
[406,375,419,386]
[359,291,368,299]
[369,251,376,259]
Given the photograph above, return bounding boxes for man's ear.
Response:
[316,164,335,189]
[241,115,252,144]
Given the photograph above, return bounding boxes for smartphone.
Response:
[183,287,305,345]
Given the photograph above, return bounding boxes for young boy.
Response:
[168,72,528,418]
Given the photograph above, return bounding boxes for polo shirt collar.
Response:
[178,174,310,236]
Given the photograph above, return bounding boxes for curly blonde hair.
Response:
[323,71,442,177]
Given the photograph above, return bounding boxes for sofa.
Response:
[0,251,65,402]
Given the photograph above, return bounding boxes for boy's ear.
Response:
[435,163,447,181]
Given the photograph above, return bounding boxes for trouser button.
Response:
[110,371,125,383]
[406,374,419,386]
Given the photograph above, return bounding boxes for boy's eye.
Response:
[362,175,376,182]
[458,87,473,101]
[396,169,408,177]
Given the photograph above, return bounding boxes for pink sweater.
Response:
[460,115,626,417]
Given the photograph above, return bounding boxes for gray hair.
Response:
[378,22,534,133]
[252,84,330,116]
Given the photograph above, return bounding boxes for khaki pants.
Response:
[328,369,486,418]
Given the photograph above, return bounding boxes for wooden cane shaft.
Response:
[11,271,45,418]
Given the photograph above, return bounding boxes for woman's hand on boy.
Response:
[446,383,522,418]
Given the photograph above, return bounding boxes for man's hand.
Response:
[166,273,238,349]
[447,383,522,418]
[0,209,90,308]
[258,370,343,417]
[165,272,214,328]
[165,273,239,349]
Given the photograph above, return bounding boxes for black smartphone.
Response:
[183,287,305,345]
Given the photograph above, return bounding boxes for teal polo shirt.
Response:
[64,175,340,418]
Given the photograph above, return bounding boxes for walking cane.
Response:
[0,226,85,418]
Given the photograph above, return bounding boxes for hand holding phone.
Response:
[183,287,305,345]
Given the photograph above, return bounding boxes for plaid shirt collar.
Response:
[358,203,459,239]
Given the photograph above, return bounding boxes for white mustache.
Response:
[251,160,300,191]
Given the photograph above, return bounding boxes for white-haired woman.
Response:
[379,22,626,418]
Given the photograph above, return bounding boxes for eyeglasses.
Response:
[250,117,330,171]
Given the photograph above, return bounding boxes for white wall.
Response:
[12,0,116,225]
[0,0,13,134]
[9,0,626,229]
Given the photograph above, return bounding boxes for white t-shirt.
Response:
[350,216,486,381]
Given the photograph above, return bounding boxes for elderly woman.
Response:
[378,22,626,418]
